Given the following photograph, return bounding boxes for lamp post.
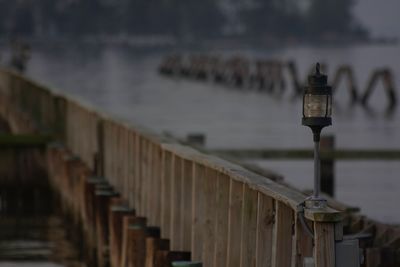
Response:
[302,63,332,209]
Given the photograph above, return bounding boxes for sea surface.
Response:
[1,42,400,225]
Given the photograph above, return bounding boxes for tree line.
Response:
[0,0,368,41]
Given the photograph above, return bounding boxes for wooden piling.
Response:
[382,69,397,109]
[145,238,170,267]
[125,225,147,267]
[120,215,147,267]
[94,189,120,267]
[109,205,135,267]
[83,176,108,265]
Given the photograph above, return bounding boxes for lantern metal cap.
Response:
[305,63,332,95]
[308,63,327,86]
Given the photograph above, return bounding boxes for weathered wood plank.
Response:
[140,138,146,216]
[103,121,110,181]
[161,151,173,239]
[240,185,258,267]
[171,155,183,250]
[255,193,274,267]
[314,222,335,267]
[145,238,170,267]
[272,201,293,267]
[120,216,147,267]
[226,179,244,267]
[110,121,117,189]
[294,215,313,267]
[109,205,133,267]
[153,145,162,227]
[191,163,205,261]
[127,226,147,267]
[213,173,230,267]
[141,137,149,217]
[134,133,142,214]
[128,131,136,208]
[162,143,306,211]
[147,142,156,226]
[123,125,130,203]
[117,125,123,195]
[200,168,217,267]
[182,159,194,252]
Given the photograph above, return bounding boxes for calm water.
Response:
[2,42,400,223]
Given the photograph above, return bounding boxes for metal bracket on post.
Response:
[304,257,315,267]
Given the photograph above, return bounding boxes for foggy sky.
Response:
[355,0,400,38]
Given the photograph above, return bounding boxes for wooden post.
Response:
[83,176,108,265]
[109,205,135,267]
[120,224,161,267]
[127,226,147,267]
[305,208,342,267]
[240,185,258,267]
[255,193,274,267]
[314,223,335,267]
[213,173,230,267]
[145,238,170,267]
[122,224,161,267]
[271,201,294,267]
[226,179,244,267]
[382,69,397,110]
[161,151,172,240]
[120,216,147,267]
[320,136,335,197]
[94,189,120,267]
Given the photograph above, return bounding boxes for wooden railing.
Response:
[0,69,342,267]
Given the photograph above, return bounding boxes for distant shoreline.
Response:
[0,34,398,50]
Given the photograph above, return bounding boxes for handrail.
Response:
[0,68,342,267]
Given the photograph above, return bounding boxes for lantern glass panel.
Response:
[327,95,332,116]
[303,94,330,117]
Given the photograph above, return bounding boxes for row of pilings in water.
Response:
[159,55,397,112]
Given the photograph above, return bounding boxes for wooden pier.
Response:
[0,68,398,266]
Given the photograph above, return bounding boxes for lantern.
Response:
[302,63,332,209]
